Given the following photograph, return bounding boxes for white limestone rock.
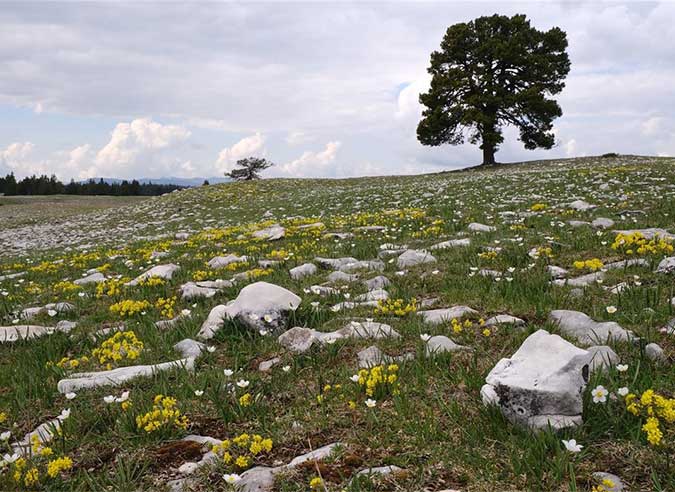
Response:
[549,310,636,345]
[656,256,675,274]
[485,315,525,327]
[591,472,625,492]
[173,338,206,359]
[289,263,317,280]
[207,254,248,269]
[613,228,675,241]
[125,263,180,286]
[418,306,478,325]
[645,343,666,362]
[252,224,285,241]
[57,358,195,393]
[430,238,471,250]
[197,282,301,339]
[425,336,470,356]
[396,249,437,268]
[258,357,281,372]
[363,275,390,290]
[327,271,360,283]
[0,323,74,343]
[585,345,619,372]
[480,329,589,430]
[468,222,496,233]
[74,271,106,285]
[592,218,615,229]
[567,199,596,211]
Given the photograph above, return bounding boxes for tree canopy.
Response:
[417,14,570,165]
[226,157,274,181]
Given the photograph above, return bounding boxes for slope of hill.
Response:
[0,155,673,491]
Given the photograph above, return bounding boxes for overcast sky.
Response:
[1,1,674,180]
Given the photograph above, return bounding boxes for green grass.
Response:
[0,155,673,491]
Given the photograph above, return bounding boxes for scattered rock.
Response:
[252,224,285,241]
[468,222,496,233]
[549,310,636,345]
[197,282,301,339]
[656,256,675,273]
[207,254,248,269]
[645,343,666,362]
[430,238,471,250]
[125,264,180,286]
[396,249,437,268]
[418,306,478,325]
[57,358,196,393]
[485,315,525,327]
[591,218,615,229]
[585,345,619,372]
[425,336,470,356]
[173,338,206,359]
[364,275,390,290]
[591,472,625,492]
[567,199,596,211]
[289,263,317,280]
[74,271,106,285]
[327,271,360,283]
[258,357,281,372]
[278,321,400,354]
[0,323,75,343]
[180,280,232,299]
[480,329,589,430]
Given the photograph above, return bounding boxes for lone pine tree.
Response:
[226,157,274,181]
[417,14,570,165]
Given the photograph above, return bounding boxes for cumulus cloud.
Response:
[93,118,191,178]
[272,142,341,178]
[215,133,266,174]
[0,142,53,176]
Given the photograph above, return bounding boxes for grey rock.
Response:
[173,338,206,359]
[315,257,359,269]
[568,220,590,228]
[259,357,281,372]
[430,238,471,250]
[549,310,636,345]
[592,218,615,229]
[585,345,619,372]
[207,254,248,269]
[327,271,360,283]
[289,263,317,280]
[568,199,596,211]
[468,222,496,233]
[252,224,285,241]
[547,265,568,279]
[480,329,588,430]
[396,249,437,268]
[656,256,675,273]
[418,306,478,325]
[74,271,105,285]
[645,343,666,362]
[354,288,389,302]
[125,263,180,286]
[485,315,525,327]
[308,285,339,296]
[354,465,405,477]
[425,336,470,356]
[613,228,674,241]
[197,282,301,339]
[364,275,390,290]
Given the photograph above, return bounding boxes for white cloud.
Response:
[215,133,266,174]
[273,141,341,177]
[93,118,191,178]
[285,131,314,146]
[0,142,43,176]
[641,116,664,136]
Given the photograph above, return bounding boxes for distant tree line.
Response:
[0,173,184,196]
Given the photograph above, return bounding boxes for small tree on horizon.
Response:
[225,157,274,181]
[417,14,570,165]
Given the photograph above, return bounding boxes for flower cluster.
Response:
[356,364,399,398]
[211,433,273,472]
[138,276,165,288]
[155,296,177,319]
[450,317,478,334]
[92,330,144,367]
[478,250,498,260]
[135,395,189,433]
[374,298,417,317]
[530,203,547,212]
[573,258,604,271]
[52,281,81,293]
[624,389,674,446]
[611,232,674,256]
[4,440,73,487]
[316,383,343,404]
[109,299,150,317]
[96,279,122,298]
[592,477,618,492]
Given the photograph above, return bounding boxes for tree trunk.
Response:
[482,144,496,165]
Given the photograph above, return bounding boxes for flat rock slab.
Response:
[180,280,233,299]
[57,357,195,393]
[613,228,675,241]
[425,335,470,356]
[592,218,615,229]
[289,263,317,280]
[568,199,596,211]
[481,329,589,430]
[74,271,106,285]
[430,238,471,250]
[252,224,285,241]
[207,254,248,269]
[197,281,301,339]
[364,275,390,290]
[125,264,180,286]
[278,321,400,354]
[418,306,478,325]
[11,415,67,455]
[485,314,524,327]
[0,323,74,343]
[173,338,206,359]
[396,249,437,268]
[468,222,496,233]
[549,310,636,345]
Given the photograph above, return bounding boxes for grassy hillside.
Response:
[0,155,673,491]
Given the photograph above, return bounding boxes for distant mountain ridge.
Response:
[80,176,231,187]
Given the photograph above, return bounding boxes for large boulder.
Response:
[549,310,636,345]
[480,329,589,430]
[197,282,301,339]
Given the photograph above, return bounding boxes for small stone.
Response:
[645,343,666,362]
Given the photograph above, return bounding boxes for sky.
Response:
[1,1,674,181]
